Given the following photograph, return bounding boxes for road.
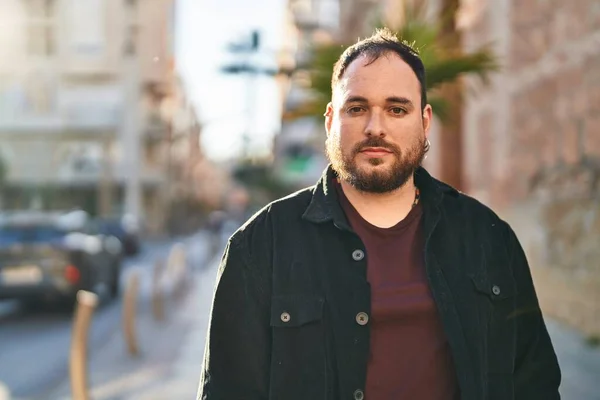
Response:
[0,233,211,399]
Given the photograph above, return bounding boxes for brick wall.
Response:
[460,0,600,335]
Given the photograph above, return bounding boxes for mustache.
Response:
[352,136,401,155]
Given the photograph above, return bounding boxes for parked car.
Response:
[94,214,141,256]
[0,210,123,307]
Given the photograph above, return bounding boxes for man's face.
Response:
[325,52,432,193]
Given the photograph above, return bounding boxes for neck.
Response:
[339,175,417,228]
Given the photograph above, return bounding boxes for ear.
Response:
[324,102,334,136]
[422,104,433,139]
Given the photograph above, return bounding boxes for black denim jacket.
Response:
[198,166,561,400]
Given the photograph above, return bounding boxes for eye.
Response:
[390,107,406,115]
[347,106,365,115]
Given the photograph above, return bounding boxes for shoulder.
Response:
[435,180,517,264]
[436,178,510,232]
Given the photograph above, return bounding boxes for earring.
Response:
[424,139,431,153]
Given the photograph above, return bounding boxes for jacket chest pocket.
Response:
[471,271,517,376]
[269,295,328,400]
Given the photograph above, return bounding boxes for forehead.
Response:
[335,53,421,101]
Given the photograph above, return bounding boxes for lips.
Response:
[360,147,393,155]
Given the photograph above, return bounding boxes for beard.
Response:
[326,133,426,193]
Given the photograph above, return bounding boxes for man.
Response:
[198,28,561,400]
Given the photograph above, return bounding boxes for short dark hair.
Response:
[331,28,427,111]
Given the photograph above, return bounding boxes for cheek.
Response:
[337,134,356,154]
[326,132,354,159]
[389,118,423,141]
[327,134,346,155]
[339,117,360,132]
[338,119,363,142]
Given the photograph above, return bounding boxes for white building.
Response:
[0,0,183,234]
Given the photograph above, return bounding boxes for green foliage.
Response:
[0,154,7,189]
[233,161,297,203]
[284,2,499,123]
[586,335,600,348]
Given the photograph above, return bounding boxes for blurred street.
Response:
[0,0,599,398]
[38,232,221,400]
[0,232,213,399]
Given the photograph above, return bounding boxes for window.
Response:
[26,0,55,56]
[123,0,139,55]
[124,25,139,56]
[67,0,106,56]
[26,0,54,18]
[26,73,55,114]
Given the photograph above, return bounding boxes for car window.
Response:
[0,225,67,244]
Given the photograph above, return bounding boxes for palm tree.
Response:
[436,0,468,190]
[282,1,499,189]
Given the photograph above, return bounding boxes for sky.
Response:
[175,0,287,162]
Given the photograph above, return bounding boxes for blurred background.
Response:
[0,0,598,399]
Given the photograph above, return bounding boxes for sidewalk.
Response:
[37,235,219,400]
[546,320,600,400]
[125,259,219,399]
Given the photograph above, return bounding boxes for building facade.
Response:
[458,0,600,335]
[0,0,200,234]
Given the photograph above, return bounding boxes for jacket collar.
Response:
[302,164,458,226]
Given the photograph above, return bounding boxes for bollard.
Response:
[123,271,140,356]
[168,243,188,300]
[175,246,188,298]
[151,259,165,322]
[0,382,11,400]
[70,290,99,400]
[178,252,189,298]
[181,248,191,293]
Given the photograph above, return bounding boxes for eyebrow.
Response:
[344,96,414,107]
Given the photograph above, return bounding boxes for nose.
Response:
[364,109,385,137]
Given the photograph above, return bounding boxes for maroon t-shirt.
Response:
[336,182,460,400]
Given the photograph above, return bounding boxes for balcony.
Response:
[62,104,122,131]
[0,83,123,134]
[59,85,123,131]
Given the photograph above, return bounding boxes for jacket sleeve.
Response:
[508,226,562,399]
[197,238,272,400]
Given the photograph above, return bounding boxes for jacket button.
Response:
[353,389,365,400]
[352,249,365,261]
[355,312,369,326]
[280,312,291,322]
[492,285,501,296]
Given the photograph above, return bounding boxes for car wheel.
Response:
[109,262,121,299]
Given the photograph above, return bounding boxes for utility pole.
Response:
[121,9,142,220]
[98,134,113,217]
[221,30,260,158]
[221,30,292,158]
